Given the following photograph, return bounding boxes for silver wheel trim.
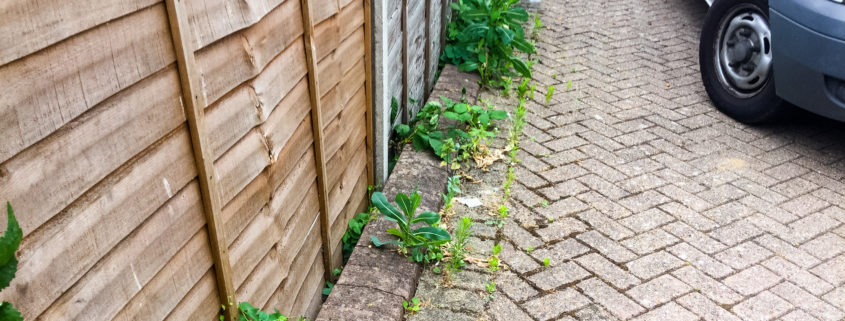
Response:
[712,4,772,99]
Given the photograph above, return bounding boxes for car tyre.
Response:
[699,0,790,124]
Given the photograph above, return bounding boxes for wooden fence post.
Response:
[299,0,337,283]
[163,0,238,320]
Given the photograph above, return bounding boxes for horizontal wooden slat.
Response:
[324,86,367,166]
[164,270,220,321]
[229,176,318,288]
[263,216,324,315]
[0,0,159,65]
[0,66,185,236]
[313,0,364,60]
[259,79,312,160]
[185,0,287,49]
[316,28,365,95]
[0,4,175,164]
[215,130,271,205]
[221,174,271,245]
[113,226,214,321]
[194,7,305,105]
[328,137,367,221]
[237,205,322,308]
[289,246,325,319]
[38,181,206,320]
[321,59,365,126]
[328,166,368,265]
[206,87,262,160]
[0,126,196,319]
[267,116,316,194]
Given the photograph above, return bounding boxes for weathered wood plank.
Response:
[0,4,175,165]
[313,0,364,60]
[0,0,159,65]
[113,226,215,321]
[238,207,322,308]
[222,174,270,247]
[215,130,271,205]
[316,28,366,97]
[206,87,263,160]
[37,182,206,320]
[164,270,220,321]
[0,67,185,236]
[328,139,368,223]
[324,86,367,165]
[196,36,307,107]
[263,217,324,315]
[267,116,317,194]
[322,59,366,127]
[0,126,195,319]
[185,0,287,49]
[328,166,369,266]
[289,249,326,319]
[364,0,376,188]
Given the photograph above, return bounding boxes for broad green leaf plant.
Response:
[395,98,508,166]
[442,0,536,87]
[0,203,23,321]
[369,191,451,263]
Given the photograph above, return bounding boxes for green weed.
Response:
[370,191,451,263]
[448,217,474,272]
[403,298,421,313]
[0,203,22,321]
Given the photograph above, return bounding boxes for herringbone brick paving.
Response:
[408,0,845,320]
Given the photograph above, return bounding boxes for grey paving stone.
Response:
[724,265,783,296]
[577,277,645,320]
[621,228,680,255]
[528,261,591,291]
[770,282,845,321]
[631,302,698,321]
[625,250,684,280]
[496,271,538,302]
[529,238,590,266]
[520,288,591,321]
[627,274,692,308]
[577,230,638,263]
[732,291,793,321]
[575,253,640,289]
[676,292,742,321]
[716,241,773,270]
[762,256,834,296]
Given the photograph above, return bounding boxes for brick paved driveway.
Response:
[492,0,845,320]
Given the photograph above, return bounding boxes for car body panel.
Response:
[770,2,845,121]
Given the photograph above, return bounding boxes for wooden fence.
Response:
[372,0,452,184]
[0,0,373,319]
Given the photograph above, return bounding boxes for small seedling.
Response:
[322,281,334,296]
[486,281,497,293]
[526,246,534,254]
[545,86,555,104]
[403,297,421,313]
[448,217,474,272]
[552,73,557,80]
[566,80,573,91]
[488,243,503,272]
[433,267,441,274]
[546,216,554,222]
[543,258,550,267]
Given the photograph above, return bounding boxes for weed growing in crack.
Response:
[545,85,555,105]
[488,243,502,272]
[543,257,550,267]
[403,298,421,314]
[448,217,474,273]
[370,191,451,264]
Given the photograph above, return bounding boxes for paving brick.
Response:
[779,310,821,321]
[724,265,783,296]
[660,202,719,231]
[673,266,743,305]
[709,219,763,246]
[627,274,693,308]
[823,286,845,311]
[631,302,698,321]
[619,190,672,213]
[716,241,773,270]
[755,234,821,269]
[530,238,590,266]
[810,255,845,285]
[625,250,684,280]
[668,242,735,279]
[762,257,834,296]
[677,292,742,321]
[488,296,533,321]
[663,221,727,254]
[622,228,680,255]
[575,253,640,289]
[496,271,539,302]
[620,208,675,233]
[536,218,589,242]
[529,261,592,291]
[521,288,591,321]
[540,197,590,219]
[577,278,645,320]
[732,291,794,321]
[577,230,638,263]
[578,210,634,240]
[573,304,621,321]
[770,282,845,321]
[800,233,845,261]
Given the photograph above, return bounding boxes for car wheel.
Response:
[699,0,789,124]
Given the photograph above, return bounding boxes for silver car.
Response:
[698,0,845,123]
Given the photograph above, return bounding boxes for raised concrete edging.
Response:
[316,65,480,321]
